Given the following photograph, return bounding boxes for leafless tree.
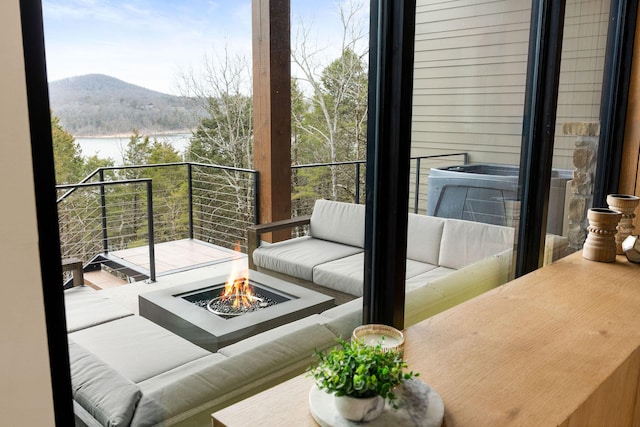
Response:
[291,0,369,200]
[177,47,255,247]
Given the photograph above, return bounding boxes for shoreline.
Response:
[74,130,193,139]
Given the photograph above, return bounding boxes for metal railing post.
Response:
[253,172,260,225]
[146,180,156,282]
[187,163,194,239]
[99,169,108,253]
[355,163,361,204]
[414,157,421,213]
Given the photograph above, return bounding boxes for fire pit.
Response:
[178,278,291,318]
[139,270,335,352]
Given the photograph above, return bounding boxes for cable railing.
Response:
[56,162,258,284]
[291,153,468,216]
[56,152,467,285]
[57,178,156,283]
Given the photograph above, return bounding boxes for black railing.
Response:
[291,153,468,216]
[57,162,258,283]
[57,178,157,282]
[56,153,466,283]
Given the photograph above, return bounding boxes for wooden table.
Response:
[212,253,640,426]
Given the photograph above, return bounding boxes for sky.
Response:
[42,0,368,96]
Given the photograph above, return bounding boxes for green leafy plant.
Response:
[308,338,418,409]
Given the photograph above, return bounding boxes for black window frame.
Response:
[19,0,637,421]
[363,0,637,324]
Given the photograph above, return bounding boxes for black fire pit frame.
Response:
[138,270,335,352]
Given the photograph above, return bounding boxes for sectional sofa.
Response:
[66,199,518,426]
[66,286,348,427]
[249,199,516,303]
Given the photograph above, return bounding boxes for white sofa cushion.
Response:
[131,323,339,426]
[68,340,141,427]
[218,315,330,357]
[313,253,438,297]
[65,286,133,333]
[129,355,232,426]
[321,297,363,339]
[405,249,513,327]
[405,266,456,291]
[312,253,364,296]
[253,236,362,281]
[69,315,217,383]
[438,219,514,269]
[406,214,445,264]
[309,199,366,248]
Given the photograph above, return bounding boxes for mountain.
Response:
[49,74,201,136]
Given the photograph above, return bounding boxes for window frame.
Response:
[19,0,637,421]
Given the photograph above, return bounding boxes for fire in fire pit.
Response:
[179,255,291,318]
[212,262,269,316]
[179,280,291,319]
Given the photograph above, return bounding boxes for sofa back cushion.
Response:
[438,219,514,270]
[406,214,445,264]
[68,340,142,427]
[309,199,365,248]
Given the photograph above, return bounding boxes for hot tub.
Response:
[426,164,571,236]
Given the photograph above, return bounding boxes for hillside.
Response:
[49,74,201,136]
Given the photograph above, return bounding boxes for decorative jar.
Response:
[583,208,622,262]
[606,194,640,254]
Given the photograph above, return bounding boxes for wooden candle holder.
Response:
[582,208,622,262]
[607,194,640,254]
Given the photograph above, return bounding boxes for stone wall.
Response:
[562,122,600,251]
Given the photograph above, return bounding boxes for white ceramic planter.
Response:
[334,394,385,422]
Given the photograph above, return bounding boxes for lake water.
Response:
[75,133,191,161]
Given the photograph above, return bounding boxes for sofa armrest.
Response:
[247,215,311,270]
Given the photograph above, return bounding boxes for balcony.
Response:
[56,153,467,289]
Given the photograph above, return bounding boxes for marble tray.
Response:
[308,378,444,427]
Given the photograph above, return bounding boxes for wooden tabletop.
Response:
[213,253,640,426]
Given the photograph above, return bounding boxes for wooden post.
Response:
[252,0,291,242]
[62,258,84,287]
[620,5,640,230]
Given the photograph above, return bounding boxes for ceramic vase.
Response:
[607,194,640,254]
[582,208,622,262]
[334,394,385,422]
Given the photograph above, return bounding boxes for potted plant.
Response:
[308,338,418,422]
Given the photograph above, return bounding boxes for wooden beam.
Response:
[621,5,640,229]
[252,0,291,241]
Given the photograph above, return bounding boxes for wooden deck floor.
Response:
[86,239,242,289]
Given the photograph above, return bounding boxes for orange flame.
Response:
[220,242,254,308]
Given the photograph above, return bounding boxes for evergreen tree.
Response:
[52,113,113,264]
[51,113,85,184]
[147,141,189,241]
[111,132,188,248]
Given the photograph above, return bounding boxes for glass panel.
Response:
[406,0,529,325]
[43,2,371,425]
[550,0,611,263]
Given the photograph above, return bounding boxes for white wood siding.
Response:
[410,0,610,212]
